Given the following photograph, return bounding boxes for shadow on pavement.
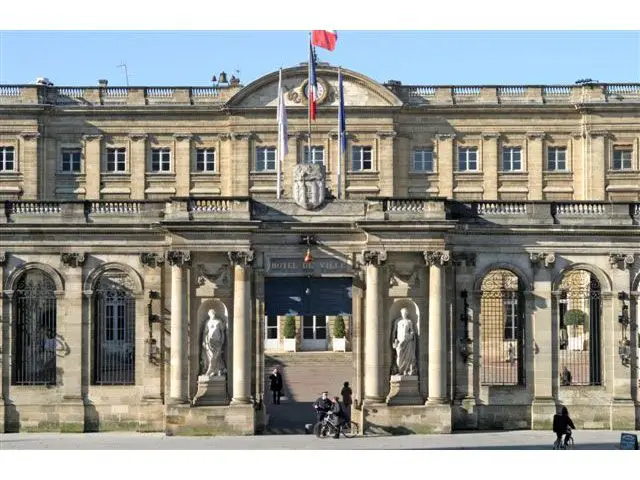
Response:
[407,443,617,450]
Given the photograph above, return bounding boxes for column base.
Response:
[230,397,253,406]
[364,396,386,405]
[425,397,449,406]
[168,397,190,406]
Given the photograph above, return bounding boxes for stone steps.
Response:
[263,352,354,435]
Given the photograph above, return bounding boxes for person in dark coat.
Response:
[313,391,332,423]
[330,396,346,438]
[268,368,283,404]
[553,406,576,446]
[340,381,352,422]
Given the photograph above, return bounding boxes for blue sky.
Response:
[0,30,638,87]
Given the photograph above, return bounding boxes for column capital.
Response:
[20,131,41,140]
[228,250,255,267]
[82,134,103,142]
[167,250,191,267]
[362,249,387,266]
[589,130,611,139]
[376,130,397,139]
[173,133,193,141]
[481,132,501,140]
[60,252,85,269]
[526,131,546,140]
[529,252,556,269]
[128,133,148,141]
[140,252,166,269]
[0,251,6,266]
[423,250,451,267]
[435,133,456,141]
[609,253,634,270]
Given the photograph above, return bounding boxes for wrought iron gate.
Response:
[480,269,525,386]
[558,271,601,386]
[93,277,136,385]
[13,270,57,385]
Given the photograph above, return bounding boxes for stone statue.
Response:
[201,309,227,377]
[391,307,417,376]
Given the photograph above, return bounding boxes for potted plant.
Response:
[283,315,297,352]
[332,315,347,352]
[563,309,586,350]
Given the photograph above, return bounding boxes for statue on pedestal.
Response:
[391,307,417,376]
[201,309,227,377]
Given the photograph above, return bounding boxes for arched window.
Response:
[13,270,57,385]
[557,270,601,386]
[93,273,136,385]
[480,269,525,386]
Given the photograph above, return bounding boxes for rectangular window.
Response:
[151,148,171,172]
[61,148,82,173]
[612,148,632,170]
[0,146,15,172]
[303,146,325,165]
[501,147,522,172]
[255,147,276,171]
[351,146,373,171]
[196,148,216,172]
[458,147,478,171]
[503,300,517,340]
[266,315,278,340]
[412,148,434,172]
[547,147,567,171]
[106,148,127,172]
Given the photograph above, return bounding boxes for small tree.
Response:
[283,315,296,339]
[333,315,346,339]
[564,309,586,336]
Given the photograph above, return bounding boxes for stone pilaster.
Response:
[83,134,103,199]
[362,249,387,403]
[0,252,6,407]
[424,250,450,404]
[482,133,499,200]
[526,132,545,200]
[20,132,40,199]
[229,250,254,404]
[377,131,396,196]
[167,249,191,403]
[128,134,147,199]
[173,133,192,197]
[230,133,252,197]
[589,131,607,201]
[436,134,455,199]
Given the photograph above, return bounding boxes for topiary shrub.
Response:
[283,315,296,339]
[333,315,346,338]
[564,309,586,327]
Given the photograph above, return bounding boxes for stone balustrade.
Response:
[1,198,638,226]
[2,83,639,107]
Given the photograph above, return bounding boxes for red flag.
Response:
[311,30,338,51]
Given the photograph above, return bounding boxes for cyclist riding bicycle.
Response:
[552,406,576,448]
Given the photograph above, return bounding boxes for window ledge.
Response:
[409,171,437,175]
[56,172,86,176]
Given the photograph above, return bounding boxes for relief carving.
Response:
[167,250,191,267]
[140,252,165,269]
[60,252,85,268]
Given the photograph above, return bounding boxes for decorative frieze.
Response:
[167,250,191,267]
[228,250,255,267]
[197,263,231,287]
[609,253,634,270]
[423,250,451,267]
[388,264,421,288]
[362,250,387,266]
[60,252,85,268]
[529,252,556,269]
[140,252,165,269]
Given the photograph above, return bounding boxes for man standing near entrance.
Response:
[269,367,283,404]
[340,381,352,422]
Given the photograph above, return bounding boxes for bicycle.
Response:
[313,412,360,439]
[553,429,574,450]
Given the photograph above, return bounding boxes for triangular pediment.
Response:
[225,65,403,109]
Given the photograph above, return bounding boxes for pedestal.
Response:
[192,375,229,406]
[386,375,423,405]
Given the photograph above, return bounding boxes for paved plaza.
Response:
[1,429,638,450]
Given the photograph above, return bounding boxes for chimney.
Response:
[98,79,108,87]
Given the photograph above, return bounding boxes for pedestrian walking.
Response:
[340,381,352,422]
[269,367,283,404]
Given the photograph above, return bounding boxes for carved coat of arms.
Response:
[292,163,326,210]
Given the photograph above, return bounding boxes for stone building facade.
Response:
[0,65,639,434]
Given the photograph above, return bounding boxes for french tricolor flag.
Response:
[308,40,317,121]
[312,30,338,51]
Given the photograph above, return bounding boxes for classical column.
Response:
[424,250,450,404]
[229,250,254,404]
[436,134,455,199]
[362,249,387,403]
[482,133,499,200]
[0,252,6,403]
[526,132,544,200]
[167,250,191,403]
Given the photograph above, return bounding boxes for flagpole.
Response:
[277,68,282,199]
[307,33,312,165]
[337,67,342,200]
